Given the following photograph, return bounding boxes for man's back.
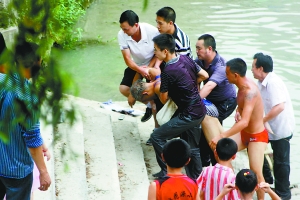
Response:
[236,77,265,133]
[160,55,205,119]
[0,73,41,179]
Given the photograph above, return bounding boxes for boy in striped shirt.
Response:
[197,138,239,200]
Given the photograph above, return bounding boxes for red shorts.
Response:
[241,129,268,146]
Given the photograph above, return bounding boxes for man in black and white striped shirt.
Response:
[156,7,193,60]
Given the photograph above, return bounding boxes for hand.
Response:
[258,182,271,193]
[210,134,223,150]
[216,183,236,200]
[39,171,51,191]
[139,66,149,79]
[127,94,136,108]
[235,110,241,123]
[221,183,236,195]
[43,149,51,161]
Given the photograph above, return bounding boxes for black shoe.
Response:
[141,107,152,122]
[146,138,152,146]
[152,170,166,178]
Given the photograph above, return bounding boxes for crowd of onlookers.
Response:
[0,4,295,200]
[117,7,294,200]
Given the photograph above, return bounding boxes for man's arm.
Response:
[121,49,148,77]
[157,91,169,105]
[197,69,209,84]
[259,182,280,200]
[154,81,169,104]
[29,146,51,191]
[199,81,217,99]
[148,56,162,69]
[263,102,285,123]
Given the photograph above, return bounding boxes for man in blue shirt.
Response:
[195,34,237,167]
[0,41,51,199]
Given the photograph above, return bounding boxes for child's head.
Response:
[216,138,237,161]
[236,169,258,194]
[162,139,191,168]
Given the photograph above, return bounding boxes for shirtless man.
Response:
[211,58,268,200]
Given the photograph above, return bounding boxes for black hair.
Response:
[198,34,216,51]
[236,169,258,194]
[163,139,191,168]
[226,58,247,77]
[253,52,273,73]
[119,10,139,26]
[156,7,176,23]
[15,41,40,69]
[152,34,175,53]
[216,138,238,161]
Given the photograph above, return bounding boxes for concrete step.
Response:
[76,99,121,200]
[53,105,88,200]
[76,98,149,199]
[111,116,149,200]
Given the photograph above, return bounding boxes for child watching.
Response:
[147,139,200,200]
[216,169,280,200]
[197,138,239,199]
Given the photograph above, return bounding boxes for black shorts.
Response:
[120,67,150,87]
[120,67,136,87]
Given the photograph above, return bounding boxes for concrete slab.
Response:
[76,100,121,200]
[111,118,149,200]
[53,112,88,200]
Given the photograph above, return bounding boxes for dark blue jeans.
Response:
[151,114,204,179]
[210,97,237,125]
[271,135,292,199]
[0,172,33,200]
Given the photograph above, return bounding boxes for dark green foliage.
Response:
[0,0,84,150]
[0,2,15,29]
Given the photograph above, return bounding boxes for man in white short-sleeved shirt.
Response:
[252,52,295,200]
[118,10,159,123]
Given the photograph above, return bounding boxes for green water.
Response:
[53,43,124,101]
[56,0,300,102]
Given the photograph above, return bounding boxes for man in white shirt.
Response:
[118,10,159,123]
[251,52,295,200]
